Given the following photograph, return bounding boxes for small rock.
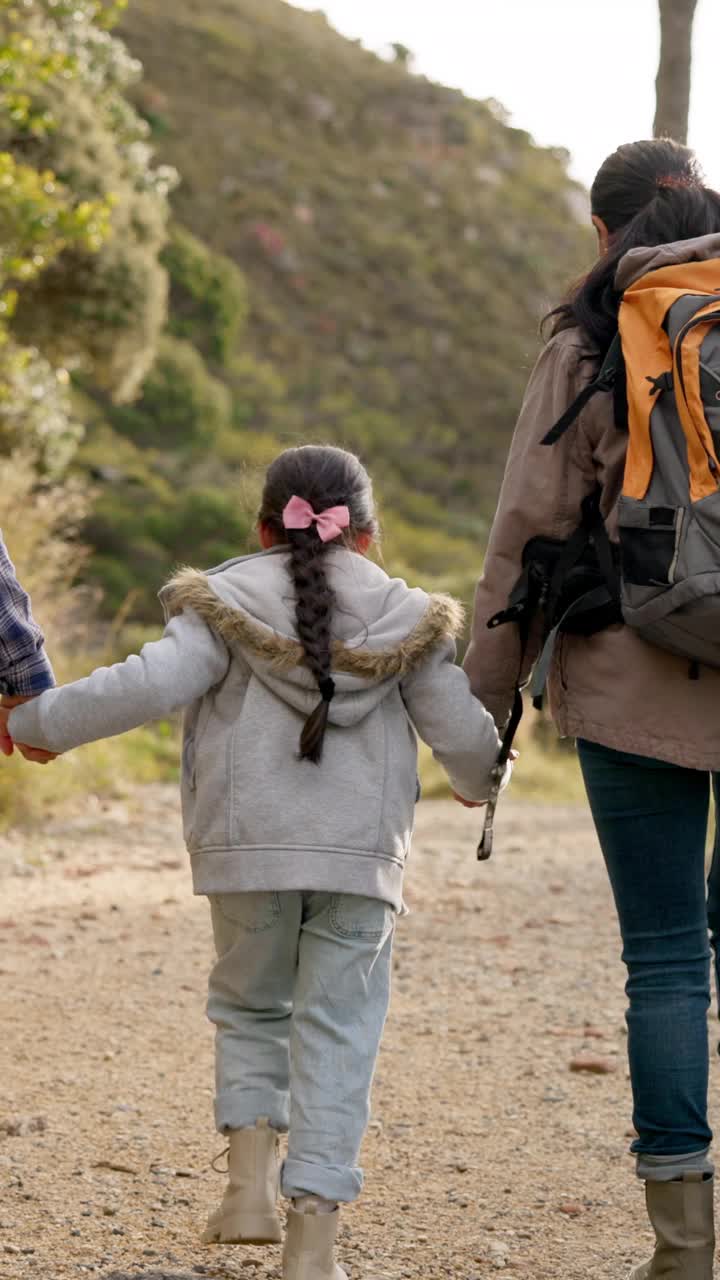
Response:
[12,859,35,879]
[558,1201,584,1216]
[569,1054,618,1075]
[3,1244,20,1254]
[305,93,335,122]
[0,1115,47,1138]
[487,1242,508,1262]
[219,175,242,198]
[543,1087,567,1102]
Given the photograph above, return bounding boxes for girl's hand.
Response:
[452,752,519,807]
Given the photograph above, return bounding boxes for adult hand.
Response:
[452,791,485,809]
[0,695,58,763]
[0,705,12,757]
[16,744,57,765]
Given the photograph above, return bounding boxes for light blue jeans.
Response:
[207,890,395,1203]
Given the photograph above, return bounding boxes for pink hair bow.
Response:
[282,495,351,543]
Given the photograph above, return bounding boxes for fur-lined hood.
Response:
[160,546,464,727]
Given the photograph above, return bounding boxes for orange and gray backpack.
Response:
[479,257,720,859]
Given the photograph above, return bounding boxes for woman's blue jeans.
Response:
[577,739,720,1174]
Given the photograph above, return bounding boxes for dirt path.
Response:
[1,787,714,1280]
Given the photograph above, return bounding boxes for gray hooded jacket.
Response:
[9,548,501,909]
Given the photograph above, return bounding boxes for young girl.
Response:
[4,445,502,1279]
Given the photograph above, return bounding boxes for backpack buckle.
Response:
[646,371,673,396]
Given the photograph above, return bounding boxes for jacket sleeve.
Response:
[7,607,230,753]
[463,333,598,727]
[0,532,55,696]
[401,637,502,803]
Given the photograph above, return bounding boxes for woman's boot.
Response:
[283,1205,348,1279]
[630,1174,715,1279]
[202,1116,283,1245]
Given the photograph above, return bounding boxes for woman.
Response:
[463,139,720,1280]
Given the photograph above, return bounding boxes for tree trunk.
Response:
[654,0,699,143]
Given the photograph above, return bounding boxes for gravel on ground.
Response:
[1,786,714,1280]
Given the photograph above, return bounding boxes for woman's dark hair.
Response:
[258,444,378,764]
[549,139,720,357]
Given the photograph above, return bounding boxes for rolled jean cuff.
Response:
[636,1147,714,1182]
[282,1156,363,1204]
[215,1088,289,1135]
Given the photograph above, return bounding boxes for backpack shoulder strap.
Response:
[541,333,622,447]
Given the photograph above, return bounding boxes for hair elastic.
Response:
[319,677,336,703]
[656,173,697,190]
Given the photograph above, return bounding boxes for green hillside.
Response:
[80,0,592,616]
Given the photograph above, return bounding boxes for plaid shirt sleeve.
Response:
[0,533,55,696]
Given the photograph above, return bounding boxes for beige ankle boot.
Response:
[629,1174,715,1279]
[202,1116,282,1245]
[283,1206,348,1279]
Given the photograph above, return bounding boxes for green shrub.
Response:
[106,333,231,450]
[163,223,248,366]
[2,2,175,403]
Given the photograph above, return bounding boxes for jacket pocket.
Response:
[180,733,198,846]
[182,735,197,790]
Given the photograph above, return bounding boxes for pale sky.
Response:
[292,0,719,193]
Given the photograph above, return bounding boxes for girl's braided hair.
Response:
[258,445,378,763]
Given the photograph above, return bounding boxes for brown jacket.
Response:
[463,234,720,772]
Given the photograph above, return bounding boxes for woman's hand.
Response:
[452,791,486,809]
[0,704,12,757]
